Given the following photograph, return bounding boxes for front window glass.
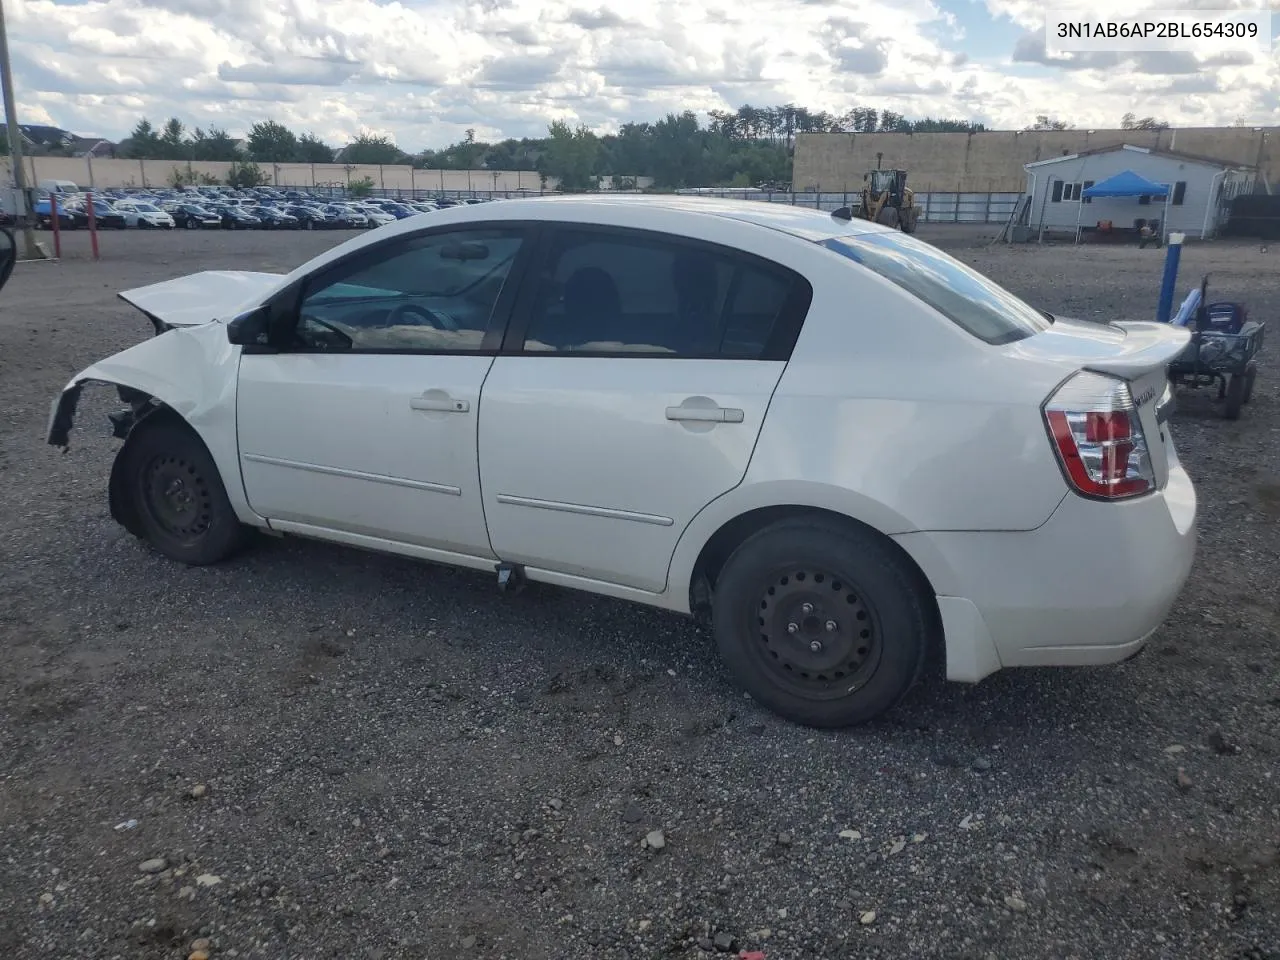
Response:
[296,229,525,351]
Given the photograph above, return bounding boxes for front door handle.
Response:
[665,404,745,423]
[410,394,470,413]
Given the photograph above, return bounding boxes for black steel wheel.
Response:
[752,566,883,699]
[140,453,213,544]
[712,517,933,728]
[118,419,250,565]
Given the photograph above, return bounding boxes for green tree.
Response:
[541,120,600,191]
[297,132,335,163]
[247,120,299,162]
[188,127,241,161]
[341,133,405,165]
[1026,115,1072,131]
[878,110,910,132]
[169,166,222,187]
[160,117,186,159]
[119,118,162,159]
[227,160,270,188]
[1121,112,1168,131]
[347,175,375,197]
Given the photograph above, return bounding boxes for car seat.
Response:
[558,267,622,348]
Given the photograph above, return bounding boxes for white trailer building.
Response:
[1023,143,1256,241]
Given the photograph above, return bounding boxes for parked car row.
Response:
[33,185,495,232]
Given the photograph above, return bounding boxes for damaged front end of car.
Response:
[46,292,264,532]
[48,268,287,450]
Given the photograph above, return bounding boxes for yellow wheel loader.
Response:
[859,169,920,234]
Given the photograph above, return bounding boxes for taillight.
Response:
[1044,371,1154,500]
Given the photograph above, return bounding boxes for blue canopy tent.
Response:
[1075,169,1171,244]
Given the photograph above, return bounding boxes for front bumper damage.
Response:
[48,382,162,450]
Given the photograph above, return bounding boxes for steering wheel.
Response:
[386,302,458,330]
[297,314,354,351]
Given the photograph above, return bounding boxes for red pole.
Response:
[50,193,62,259]
[87,190,100,260]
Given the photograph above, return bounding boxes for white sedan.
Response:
[46,196,1197,727]
[112,200,175,229]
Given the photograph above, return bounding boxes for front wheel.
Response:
[118,420,251,565]
[711,517,932,728]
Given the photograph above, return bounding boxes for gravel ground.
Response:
[2,224,1278,960]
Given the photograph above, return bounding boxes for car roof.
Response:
[454,194,895,242]
[320,194,894,253]
[273,194,899,292]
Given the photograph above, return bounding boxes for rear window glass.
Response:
[821,233,1052,345]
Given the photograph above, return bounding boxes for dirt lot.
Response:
[2,223,1278,960]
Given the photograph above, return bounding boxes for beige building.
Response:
[792,126,1279,194]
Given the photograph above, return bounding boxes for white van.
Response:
[37,179,82,198]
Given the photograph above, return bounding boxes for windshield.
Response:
[134,203,159,212]
[821,233,1052,345]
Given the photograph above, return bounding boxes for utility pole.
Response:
[0,0,39,259]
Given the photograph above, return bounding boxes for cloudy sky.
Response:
[6,0,1279,149]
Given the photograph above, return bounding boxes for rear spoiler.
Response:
[1083,321,1190,381]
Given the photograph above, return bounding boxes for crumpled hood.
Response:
[119,270,287,330]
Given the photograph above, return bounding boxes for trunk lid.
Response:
[119,270,285,331]
[1015,316,1190,489]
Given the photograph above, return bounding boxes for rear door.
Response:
[477,224,813,593]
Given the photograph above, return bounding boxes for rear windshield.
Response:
[821,233,1052,345]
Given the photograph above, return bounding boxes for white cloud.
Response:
[4,0,1277,147]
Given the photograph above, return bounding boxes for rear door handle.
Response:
[410,395,470,413]
[665,405,745,423]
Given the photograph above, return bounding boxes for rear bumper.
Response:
[895,457,1197,682]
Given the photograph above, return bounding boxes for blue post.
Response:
[1155,232,1185,324]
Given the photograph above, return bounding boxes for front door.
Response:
[478,224,812,593]
[236,225,532,557]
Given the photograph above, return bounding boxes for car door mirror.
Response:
[0,227,16,295]
[226,305,270,346]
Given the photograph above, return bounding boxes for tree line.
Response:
[101,107,1176,191]
[108,104,986,190]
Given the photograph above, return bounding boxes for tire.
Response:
[876,206,900,229]
[185,219,197,230]
[1224,372,1245,420]
[1242,362,1257,405]
[117,420,250,565]
[710,517,932,728]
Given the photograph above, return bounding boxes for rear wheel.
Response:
[118,420,250,565]
[711,518,932,728]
